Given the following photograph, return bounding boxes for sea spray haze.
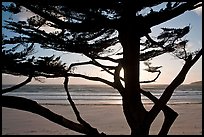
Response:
[3,84,202,105]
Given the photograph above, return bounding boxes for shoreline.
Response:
[2,103,202,135]
[37,101,202,106]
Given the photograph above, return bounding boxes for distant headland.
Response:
[189,81,202,85]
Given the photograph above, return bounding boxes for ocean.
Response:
[2,84,202,105]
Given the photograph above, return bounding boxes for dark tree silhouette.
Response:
[2,1,202,135]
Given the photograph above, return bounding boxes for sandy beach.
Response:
[2,103,202,135]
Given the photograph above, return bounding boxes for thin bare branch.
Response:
[86,56,126,82]
[140,71,161,83]
[145,34,161,46]
[91,58,117,77]
[94,56,121,63]
[92,58,117,70]
[63,76,104,135]
[67,59,117,81]
[2,75,32,94]
[67,61,93,72]
[67,73,115,88]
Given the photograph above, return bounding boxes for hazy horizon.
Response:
[2,74,202,86]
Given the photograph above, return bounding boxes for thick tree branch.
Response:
[158,106,178,135]
[2,95,89,134]
[148,48,202,126]
[140,89,178,135]
[64,76,104,135]
[190,49,203,65]
[2,75,32,94]
[114,62,125,95]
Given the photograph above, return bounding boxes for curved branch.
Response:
[86,56,126,82]
[68,57,126,89]
[140,70,161,83]
[67,59,118,85]
[2,75,32,94]
[143,34,167,51]
[91,59,119,80]
[67,57,117,76]
[64,76,104,135]
[67,61,93,72]
[145,34,161,46]
[92,58,116,71]
[2,95,89,134]
[94,56,121,63]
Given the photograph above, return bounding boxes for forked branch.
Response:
[148,48,202,126]
[140,89,178,135]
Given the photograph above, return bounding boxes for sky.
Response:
[2,3,202,85]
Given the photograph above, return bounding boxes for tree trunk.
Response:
[119,22,149,135]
